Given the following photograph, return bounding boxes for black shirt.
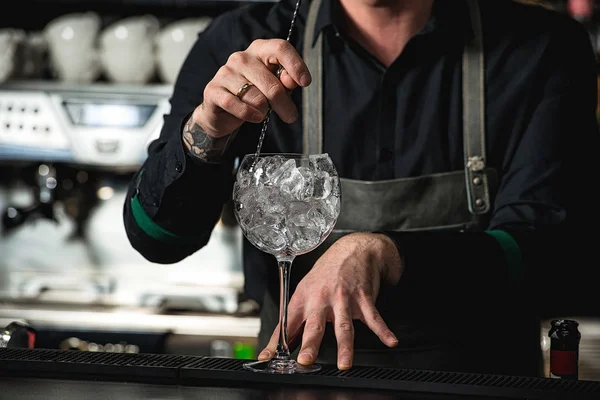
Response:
[124,0,599,315]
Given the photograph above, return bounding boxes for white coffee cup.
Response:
[99,15,160,84]
[44,12,102,83]
[155,17,212,84]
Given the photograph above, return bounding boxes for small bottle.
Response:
[548,319,581,380]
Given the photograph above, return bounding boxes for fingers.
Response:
[297,311,327,366]
[258,323,279,361]
[228,51,297,123]
[199,38,308,137]
[203,69,265,124]
[288,322,304,352]
[218,70,270,117]
[257,297,305,361]
[244,39,309,122]
[248,39,311,87]
[285,300,306,347]
[333,301,354,370]
[205,38,308,127]
[358,296,398,348]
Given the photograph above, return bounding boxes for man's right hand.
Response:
[191,38,312,139]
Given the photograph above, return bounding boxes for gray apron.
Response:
[259,0,540,376]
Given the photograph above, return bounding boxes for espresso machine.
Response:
[0,80,258,357]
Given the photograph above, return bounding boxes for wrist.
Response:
[373,233,403,286]
[191,106,223,138]
[182,111,237,163]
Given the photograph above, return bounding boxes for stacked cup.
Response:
[155,17,212,84]
[99,15,160,85]
[44,12,101,83]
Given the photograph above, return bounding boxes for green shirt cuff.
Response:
[131,192,199,245]
[485,230,524,282]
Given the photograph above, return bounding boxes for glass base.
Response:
[243,359,322,374]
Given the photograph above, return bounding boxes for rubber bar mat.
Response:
[1,348,599,399]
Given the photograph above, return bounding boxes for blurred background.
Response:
[0,0,599,381]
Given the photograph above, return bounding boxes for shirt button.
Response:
[381,148,394,162]
[175,161,183,173]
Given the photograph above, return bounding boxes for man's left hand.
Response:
[257,232,403,370]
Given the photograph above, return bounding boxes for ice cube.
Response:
[309,153,336,175]
[278,167,305,199]
[263,155,287,177]
[253,166,265,185]
[316,195,340,221]
[288,224,321,253]
[313,170,332,199]
[247,225,287,253]
[236,168,253,189]
[296,166,314,200]
[270,159,296,185]
[256,186,286,214]
[307,208,328,233]
[286,201,312,218]
[233,186,256,221]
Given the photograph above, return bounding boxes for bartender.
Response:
[123,0,599,377]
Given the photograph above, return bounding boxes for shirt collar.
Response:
[310,0,474,47]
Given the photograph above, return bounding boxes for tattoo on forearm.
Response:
[182,116,236,163]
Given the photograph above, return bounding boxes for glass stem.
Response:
[275,257,294,360]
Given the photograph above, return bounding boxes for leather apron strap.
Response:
[462,0,490,215]
[302,0,491,217]
[302,0,324,156]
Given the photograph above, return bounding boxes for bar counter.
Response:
[2,348,600,400]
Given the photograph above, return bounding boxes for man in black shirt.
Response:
[124,0,599,376]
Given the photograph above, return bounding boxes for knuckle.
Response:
[220,95,237,111]
[255,94,269,110]
[246,90,267,108]
[216,64,232,78]
[249,38,265,50]
[273,39,290,54]
[305,321,325,333]
[202,86,213,103]
[265,83,286,100]
[371,311,383,324]
[227,51,247,65]
[337,320,353,333]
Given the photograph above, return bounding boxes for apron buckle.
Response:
[467,156,485,172]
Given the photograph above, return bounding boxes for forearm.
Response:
[123,116,235,263]
[123,172,210,264]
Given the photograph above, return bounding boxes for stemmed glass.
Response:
[233,153,341,374]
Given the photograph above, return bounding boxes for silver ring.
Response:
[276,65,285,79]
[236,82,253,99]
